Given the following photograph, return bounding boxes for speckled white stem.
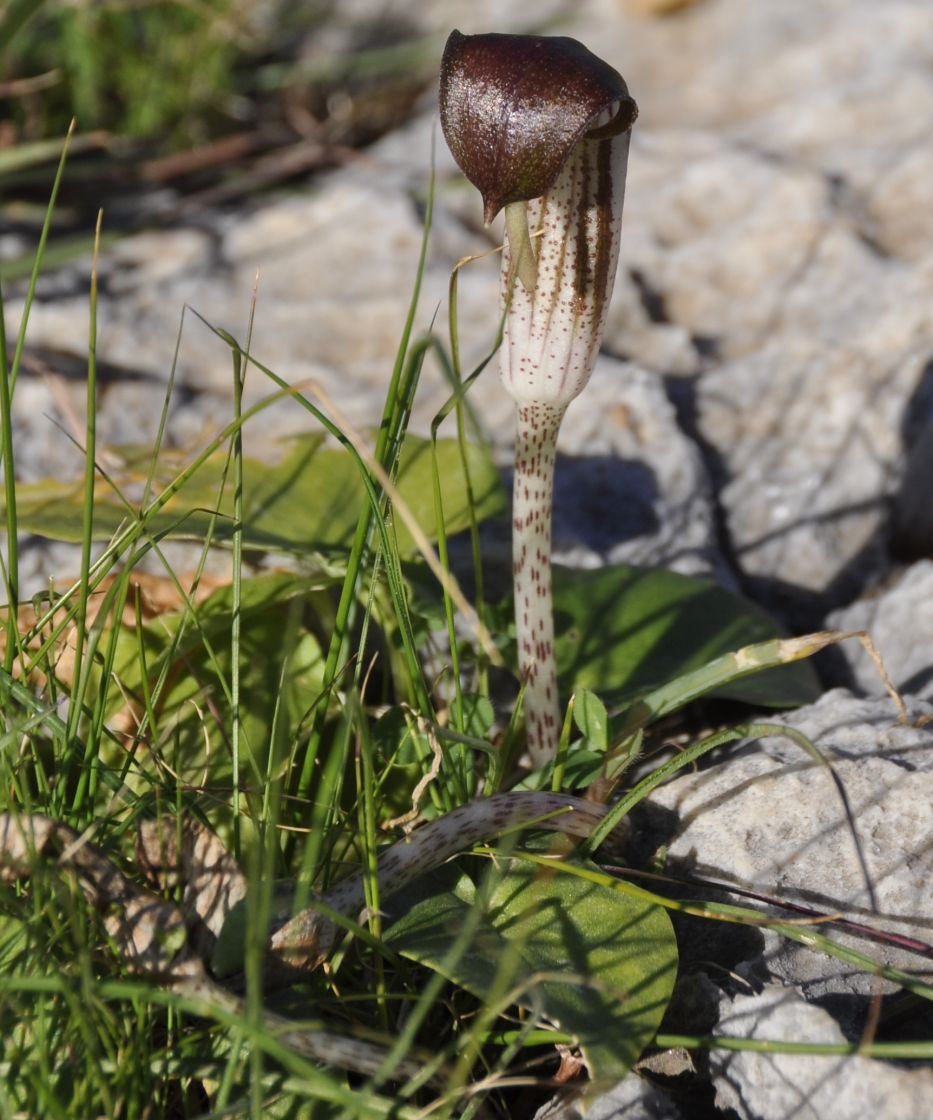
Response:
[512,403,565,762]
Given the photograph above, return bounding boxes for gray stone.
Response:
[534,1072,684,1120]
[575,0,933,621]
[292,0,571,48]
[866,144,933,263]
[586,1073,685,1120]
[620,126,933,619]
[644,690,933,998]
[894,418,933,558]
[696,330,926,619]
[712,987,933,1120]
[577,0,933,146]
[552,359,729,582]
[827,562,933,700]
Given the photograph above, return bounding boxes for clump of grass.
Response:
[0,0,437,157]
[2,0,246,149]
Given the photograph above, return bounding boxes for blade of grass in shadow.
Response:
[0,0,46,55]
[229,282,258,860]
[443,255,503,713]
[244,639,297,1120]
[0,124,78,666]
[426,253,507,792]
[428,343,478,743]
[654,1033,933,1060]
[0,132,107,177]
[72,567,136,815]
[0,274,21,673]
[352,687,389,1031]
[490,1025,933,1061]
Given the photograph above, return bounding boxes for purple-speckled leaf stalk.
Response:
[440,31,636,764]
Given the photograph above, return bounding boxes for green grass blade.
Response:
[229,292,257,859]
[6,122,75,397]
[654,1032,933,1060]
[0,273,20,668]
[66,211,102,810]
[0,0,47,53]
[611,630,842,743]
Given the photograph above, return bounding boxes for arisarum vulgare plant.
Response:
[440,30,638,764]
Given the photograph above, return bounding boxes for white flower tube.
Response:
[440,31,637,764]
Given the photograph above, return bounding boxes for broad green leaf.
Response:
[548,563,819,709]
[384,858,677,1088]
[104,572,330,798]
[3,433,505,557]
[572,689,607,751]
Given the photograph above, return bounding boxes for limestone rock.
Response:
[827,562,933,700]
[577,0,933,622]
[643,690,933,995]
[894,417,933,560]
[552,359,728,582]
[534,1072,683,1120]
[712,988,933,1120]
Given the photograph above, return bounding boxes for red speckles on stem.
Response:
[512,402,564,763]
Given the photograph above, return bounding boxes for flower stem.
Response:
[512,401,565,765]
